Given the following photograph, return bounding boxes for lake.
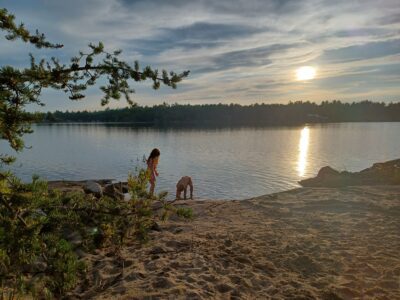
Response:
[3,122,400,199]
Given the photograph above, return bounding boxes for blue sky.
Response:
[1,0,400,111]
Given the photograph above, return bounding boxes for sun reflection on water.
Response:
[297,126,310,177]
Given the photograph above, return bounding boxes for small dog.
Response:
[176,176,193,200]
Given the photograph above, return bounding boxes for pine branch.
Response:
[0,12,189,160]
[0,8,63,48]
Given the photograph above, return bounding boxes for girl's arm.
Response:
[154,157,159,176]
[154,165,159,176]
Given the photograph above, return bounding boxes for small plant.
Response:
[176,207,194,219]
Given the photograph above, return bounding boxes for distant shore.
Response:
[70,185,400,299]
[36,101,400,126]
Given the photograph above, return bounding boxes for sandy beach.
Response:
[71,185,400,299]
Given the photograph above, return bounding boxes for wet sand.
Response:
[72,185,400,299]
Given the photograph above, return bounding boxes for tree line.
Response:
[41,100,400,126]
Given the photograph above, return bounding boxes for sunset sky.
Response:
[1,0,400,111]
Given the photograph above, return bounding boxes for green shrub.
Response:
[0,169,192,298]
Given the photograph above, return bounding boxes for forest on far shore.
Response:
[39,100,400,126]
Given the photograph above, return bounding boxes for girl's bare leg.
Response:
[149,181,155,196]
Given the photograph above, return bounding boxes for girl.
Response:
[146,148,160,196]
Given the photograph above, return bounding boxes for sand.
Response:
[71,185,400,299]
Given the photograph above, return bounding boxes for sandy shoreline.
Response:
[70,185,400,299]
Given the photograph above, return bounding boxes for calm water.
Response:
[3,123,400,199]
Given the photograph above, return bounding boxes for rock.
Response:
[173,227,183,234]
[224,239,233,247]
[115,182,129,193]
[23,257,47,273]
[65,231,83,246]
[150,246,167,255]
[300,166,344,187]
[83,181,103,198]
[74,248,88,259]
[150,222,162,232]
[103,183,124,200]
[317,166,340,177]
[299,158,400,187]
[31,259,47,272]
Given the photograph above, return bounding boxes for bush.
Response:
[0,170,192,298]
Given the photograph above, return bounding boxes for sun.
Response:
[296,66,316,81]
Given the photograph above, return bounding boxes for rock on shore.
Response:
[48,179,128,200]
[299,158,400,187]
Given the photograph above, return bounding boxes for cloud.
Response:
[195,43,303,73]
[315,39,400,63]
[130,22,265,57]
[1,0,399,111]
[376,12,400,25]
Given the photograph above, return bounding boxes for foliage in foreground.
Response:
[0,7,191,299]
[0,169,192,299]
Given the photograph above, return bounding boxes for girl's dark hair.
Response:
[147,148,160,161]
